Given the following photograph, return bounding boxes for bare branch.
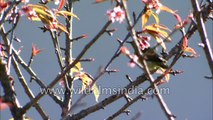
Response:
[50,31,65,70]
[191,0,213,77]
[66,74,147,120]
[21,20,112,114]
[0,57,23,119]
[12,56,49,120]
[0,26,63,107]
[61,0,75,117]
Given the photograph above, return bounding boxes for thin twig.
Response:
[0,1,21,26]
[50,31,65,70]
[7,13,20,75]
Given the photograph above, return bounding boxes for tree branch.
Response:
[61,0,75,117]
[68,9,145,114]
[191,0,213,77]
[0,26,63,107]
[50,31,65,70]
[121,0,175,119]
[65,73,147,120]
[106,48,183,120]
[0,56,23,119]
[21,21,111,114]
[11,56,49,120]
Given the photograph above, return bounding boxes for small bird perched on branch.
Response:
[129,41,168,71]
[142,47,168,70]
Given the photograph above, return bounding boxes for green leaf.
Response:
[56,11,80,20]
[92,83,100,102]
[151,11,159,25]
[71,61,82,73]
[77,72,100,102]
[142,9,152,28]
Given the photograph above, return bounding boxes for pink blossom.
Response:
[128,61,136,68]
[142,0,162,11]
[107,6,125,23]
[120,46,130,55]
[128,54,138,68]
[138,36,151,50]
[21,6,38,20]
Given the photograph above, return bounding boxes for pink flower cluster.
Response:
[142,0,161,9]
[138,35,151,50]
[21,5,58,31]
[21,6,38,20]
[107,6,125,23]
[142,0,162,13]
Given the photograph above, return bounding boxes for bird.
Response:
[142,47,168,70]
[129,41,168,71]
